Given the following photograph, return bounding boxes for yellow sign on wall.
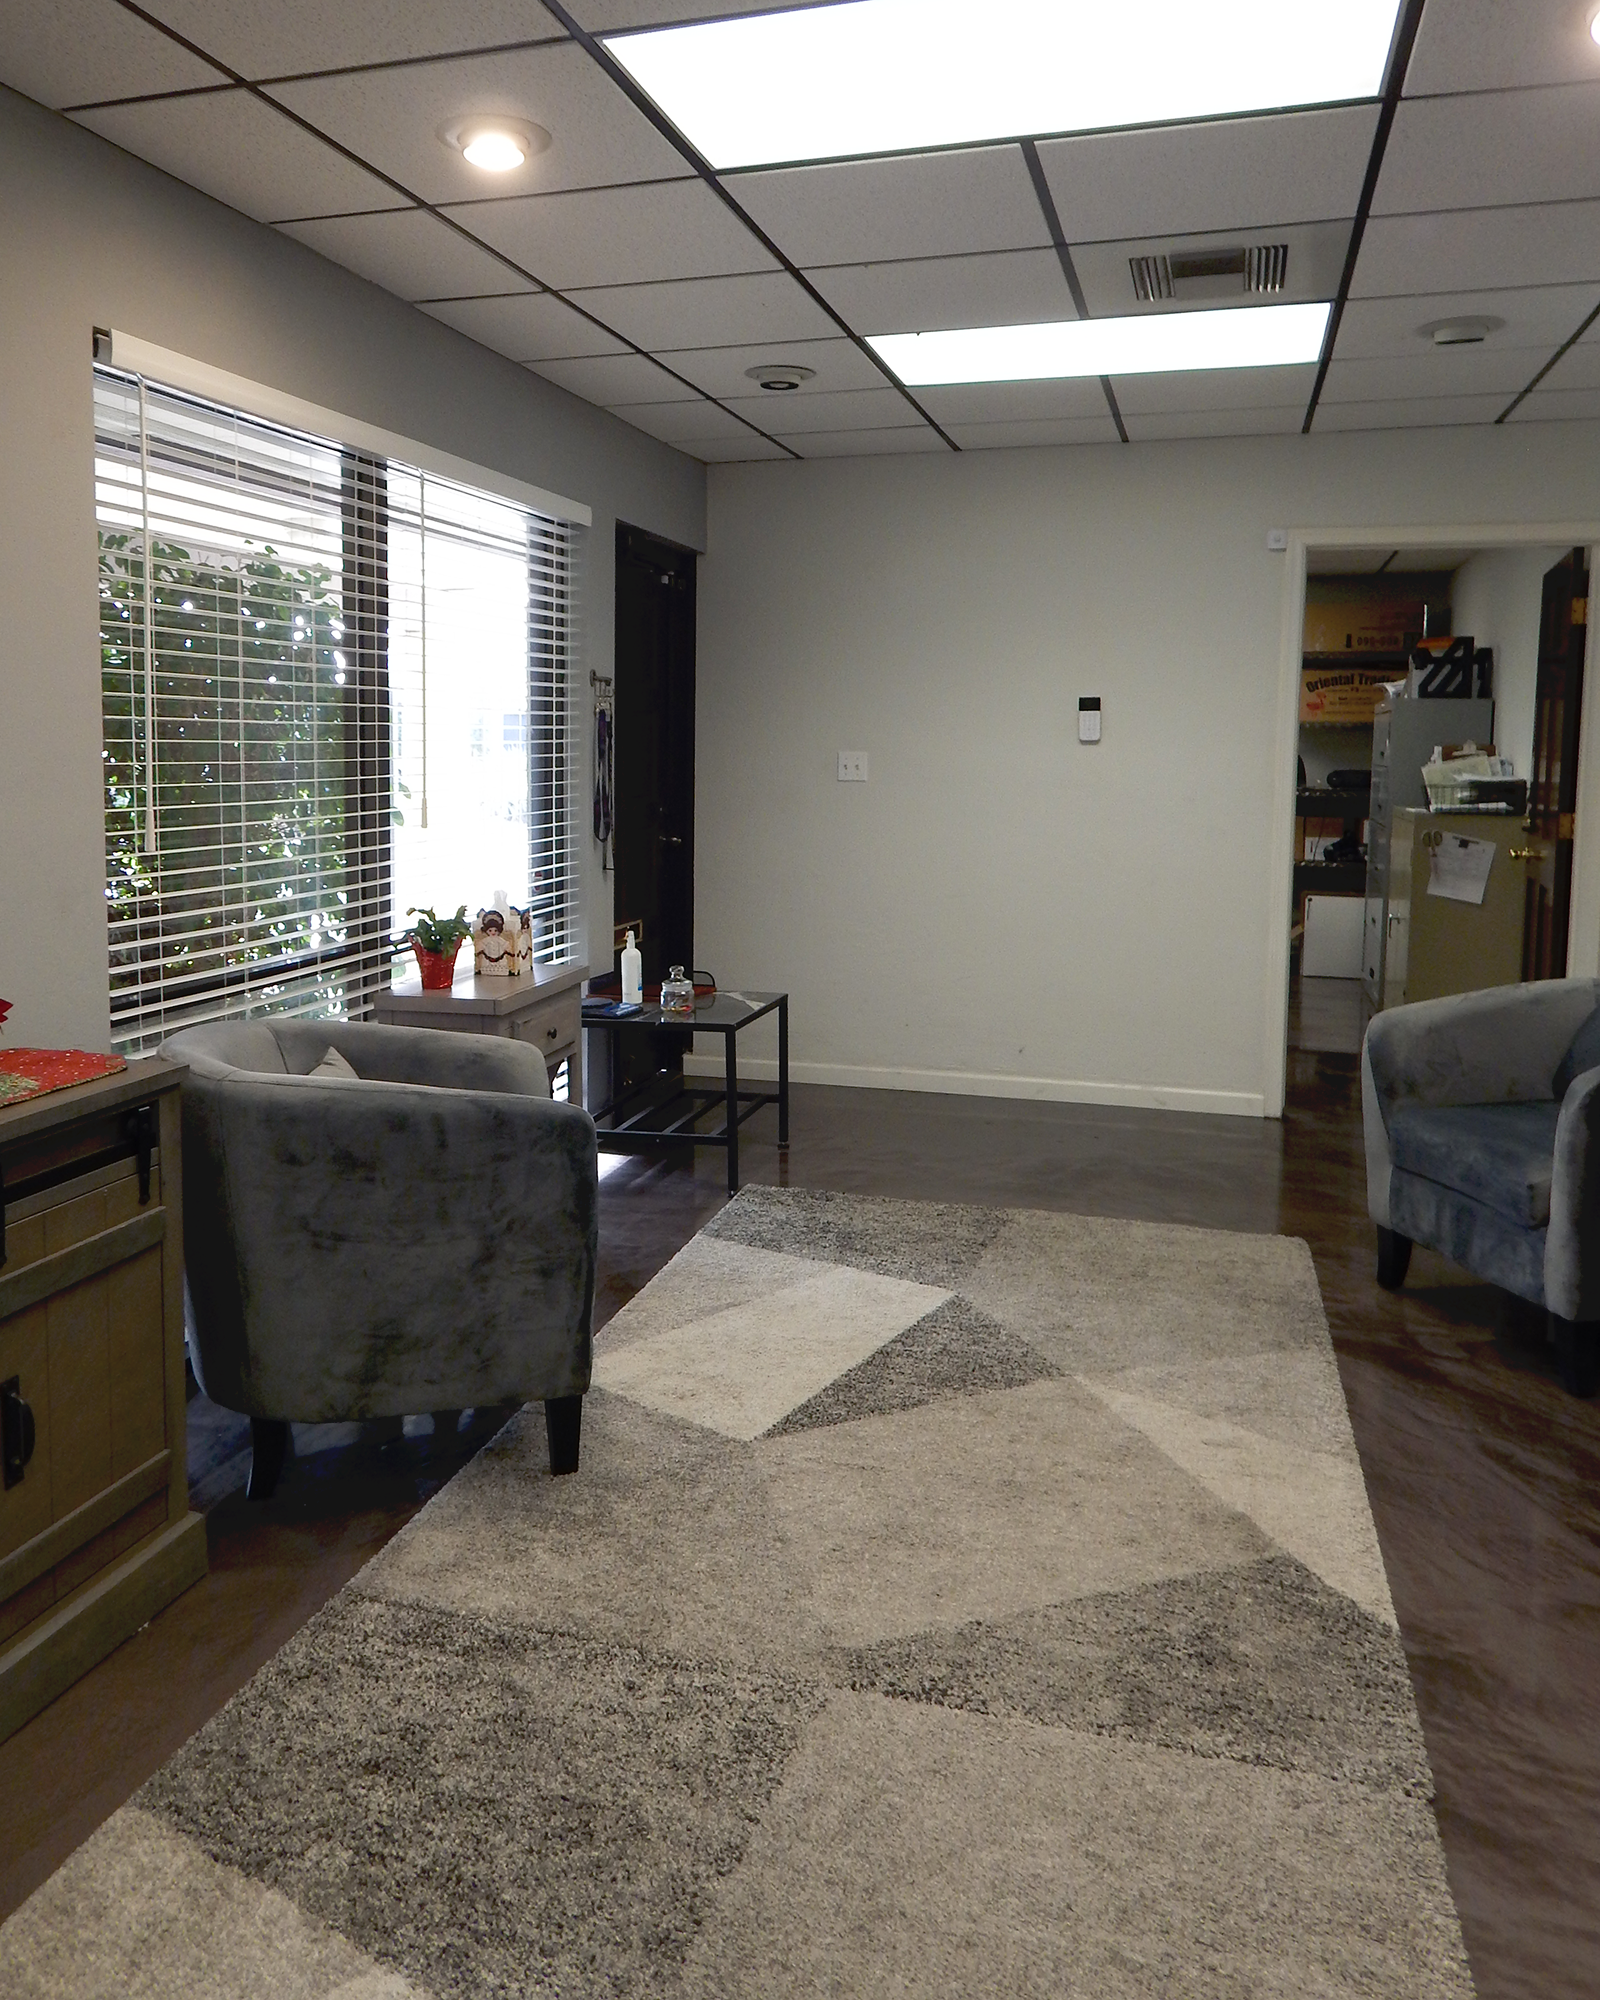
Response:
[1300,665,1398,726]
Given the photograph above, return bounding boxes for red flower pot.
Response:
[413,943,461,991]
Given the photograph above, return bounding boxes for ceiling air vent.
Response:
[1129,243,1289,303]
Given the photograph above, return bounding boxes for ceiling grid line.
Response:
[536,0,961,450]
[1496,298,1600,423]
[101,0,805,458]
[1301,0,1428,433]
[1019,138,1128,444]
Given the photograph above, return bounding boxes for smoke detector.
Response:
[1417,316,1504,346]
[745,363,816,391]
[1130,244,1288,303]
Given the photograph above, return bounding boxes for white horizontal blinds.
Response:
[96,369,392,1053]
[528,515,577,963]
[386,467,576,967]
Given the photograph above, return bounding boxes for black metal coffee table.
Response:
[585,988,788,1193]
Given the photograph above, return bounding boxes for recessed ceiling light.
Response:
[1417,316,1504,347]
[745,363,816,391]
[868,302,1331,384]
[1591,4,1600,47]
[604,0,1402,170]
[439,117,551,173]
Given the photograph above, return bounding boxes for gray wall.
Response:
[696,433,1600,1116]
[0,85,705,1051]
[1451,544,1568,782]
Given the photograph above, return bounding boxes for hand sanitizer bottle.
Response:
[620,929,642,1005]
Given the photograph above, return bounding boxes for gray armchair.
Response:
[1362,978,1600,1396]
[161,1018,598,1496]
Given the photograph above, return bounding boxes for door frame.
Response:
[1264,521,1600,1120]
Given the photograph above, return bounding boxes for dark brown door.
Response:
[610,524,696,1095]
[613,524,697,987]
[1523,548,1590,980]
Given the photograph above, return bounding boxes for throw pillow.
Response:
[311,1044,359,1080]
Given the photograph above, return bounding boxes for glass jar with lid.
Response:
[660,965,695,1016]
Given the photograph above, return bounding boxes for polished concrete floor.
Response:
[4,1055,1597,1999]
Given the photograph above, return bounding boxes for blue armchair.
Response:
[1362,978,1600,1397]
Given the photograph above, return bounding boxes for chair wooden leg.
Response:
[1376,1226,1413,1291]
[247,1418,290,1501]
[545,1394,582,1476]
[1548,1314,1600,1398]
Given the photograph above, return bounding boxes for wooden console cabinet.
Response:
[0,1059,206,1742]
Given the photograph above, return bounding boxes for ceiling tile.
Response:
[1405,0,1600,96]
[419,290,630,361]
[685,435,795,461]
[1335,285,1600,359]
[1375,84,1600,217]
[1121,407,1307,441]
[1110,364,1319,414]
[728,147,1050,266]
[605,399,777,444]
[657,337,890,398]
[1320,348,1556,404]
[450,178,775,287]
[789,428,950,458]
[1352,202,1600,296]
[1506,386,1600,421]
[529,351,704,402]
[720,387,926,434]
[945,415,1122,450]
[0,0,226,107]
[280,207,523,298]
[565,270,837,348]
[1072,220,1350,319]
[913,378,1114,425]
[1038,106,1379,245]
[570,0,820,26]
[140,1,565,77]
[1312,394,1510,431]
[808,249,1075,335]
[71,90,401,223]
[1536,332,1600,391]
[266,42,689,208]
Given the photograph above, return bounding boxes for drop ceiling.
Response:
[4,0,1600,461]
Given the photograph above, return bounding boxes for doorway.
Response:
[607,522,697,1093]
[1279,536,1596,1087]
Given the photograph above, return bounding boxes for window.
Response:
[94,368,577,1053]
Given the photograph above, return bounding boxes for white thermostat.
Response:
[1078,697,1102,744]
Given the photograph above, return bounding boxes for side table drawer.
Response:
[512,989,580,1066]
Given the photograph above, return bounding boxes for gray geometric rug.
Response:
[2,1190,1475,1998]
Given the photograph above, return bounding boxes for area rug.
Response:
[3,1190,1474,1998]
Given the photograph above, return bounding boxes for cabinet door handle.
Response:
[2,1375,37,1489]
[1509,846,1545,861]
[546,1024,558,1040]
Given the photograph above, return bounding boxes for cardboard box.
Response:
[1302,601,1422,655]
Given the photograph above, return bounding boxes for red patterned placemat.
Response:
[0,1048,128,1106]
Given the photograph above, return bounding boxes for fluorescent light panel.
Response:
[605,0,1401,170]
[869,303,1332,383]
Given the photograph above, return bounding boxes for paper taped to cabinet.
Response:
[1426,833,1495,906]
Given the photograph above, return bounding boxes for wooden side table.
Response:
[371,961,588,1103]
[0,1059,208,1742]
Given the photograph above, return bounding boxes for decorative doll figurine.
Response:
[473,904,515,976]
[513,905,535,974]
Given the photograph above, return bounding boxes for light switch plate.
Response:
[838,751,869,781]
[1078,698,1101,744]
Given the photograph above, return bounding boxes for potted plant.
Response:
[398,905,473,991]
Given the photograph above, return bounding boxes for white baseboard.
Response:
[679,1054,1266,1119]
